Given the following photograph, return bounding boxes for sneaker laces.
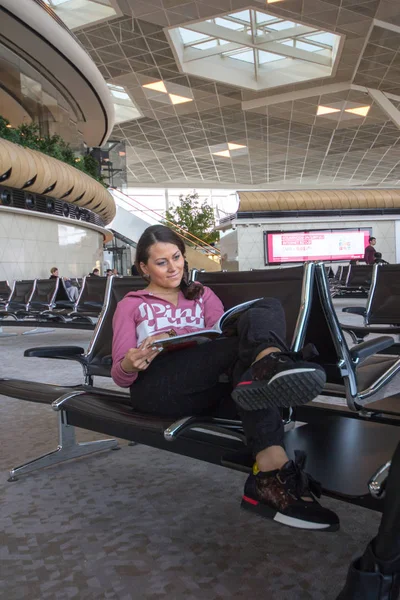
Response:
[280,450,322,499]
[270,343,319,363]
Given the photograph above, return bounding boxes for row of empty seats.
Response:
[330,264,374,298]
[0,276,109,328]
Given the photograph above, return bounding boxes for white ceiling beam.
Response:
[184,42,243,62]
[368,88,400,130]
[184,39,330,67]
[255,25,318,44]
[184,21,253,46]
[184,21,319,51]
[250,9,258,82]
[242,82,367,110]
[257,40,331,66]
[373,19,400,35]
[182,22,330,66]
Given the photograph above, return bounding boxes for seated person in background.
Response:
[49,267,59,280]
[49,267,79,302]
[111,225,339,532]
[374,252,389,265]
[106,269,113,277]
[131,264,139,276]
[89,268,100,277]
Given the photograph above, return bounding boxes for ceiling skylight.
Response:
[166,8,342,91]
[107,83,142,125]
[43,0,119,30]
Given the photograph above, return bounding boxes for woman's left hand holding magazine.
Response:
[141,332,170,350]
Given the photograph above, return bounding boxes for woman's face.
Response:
[140,242,185,289]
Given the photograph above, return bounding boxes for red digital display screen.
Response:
[265,229,371,264]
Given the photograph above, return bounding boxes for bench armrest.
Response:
[350,336,394,362]
[342,307,366,316]
[24,346,85,360]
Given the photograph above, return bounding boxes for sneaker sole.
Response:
[241,496,340,532]
[231,368,326,411]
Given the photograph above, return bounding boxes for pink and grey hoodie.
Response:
[111,287,224,388]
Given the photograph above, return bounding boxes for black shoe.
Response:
[337,542,400,599]
[231,344,326,411]
[241,450,339,532]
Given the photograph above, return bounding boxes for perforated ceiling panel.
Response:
[73,0,400,188]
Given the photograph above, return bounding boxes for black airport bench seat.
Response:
[332,264,372,299]
[1,267,400,512]
[341,264,400,345]
[0,276,109,330]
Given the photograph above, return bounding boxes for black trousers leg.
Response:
[130,298,286,455]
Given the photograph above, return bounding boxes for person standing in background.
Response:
[364,237,376,265]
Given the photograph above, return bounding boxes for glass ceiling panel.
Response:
[106,83,141,124]
[179,28,209,43]
[295,40,321,52]
[268,20,297,31]
[227,10,250,23]
[227,50,254,63]
[111,90,130,100]
[304,32,335,47]
[192,39,218,50]
[173,7,341,90]
[43,0,116,29]
[255,12,279,25]
[214,17,245,30]
[258,50,286,64]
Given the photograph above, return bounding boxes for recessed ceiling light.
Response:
[317,105,341,116]
[213,150,231,157]
[169,94,193,105]
[267,0,284,3]
[228,143,246,150]
[142,81,168,93]
[345,106,370,117]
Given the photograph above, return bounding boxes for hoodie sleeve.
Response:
[202,286,225,328]
[111,297,139,387]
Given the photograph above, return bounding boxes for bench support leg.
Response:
[22,327,55,335]
[0,326,17,338]
[8,412,119,481]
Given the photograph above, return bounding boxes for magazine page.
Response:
[150,298,262,352]
[150,329,221,352]
[216,297,262,332]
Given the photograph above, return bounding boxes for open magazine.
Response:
[151,298,262,351]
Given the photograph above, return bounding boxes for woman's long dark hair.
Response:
[135,225,204,300]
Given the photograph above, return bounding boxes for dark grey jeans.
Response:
[130,298,287,455]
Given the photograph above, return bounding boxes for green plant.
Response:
[164,191,219,246]
[0,116,104,184]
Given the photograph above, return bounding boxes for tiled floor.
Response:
[0,300,390,599]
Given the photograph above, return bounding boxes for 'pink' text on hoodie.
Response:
[111,287,224,388]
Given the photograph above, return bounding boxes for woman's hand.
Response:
[120,333,171,374]
[140,332,170,349]
[121,345,160,374]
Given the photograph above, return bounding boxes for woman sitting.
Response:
[112,225,339,532]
